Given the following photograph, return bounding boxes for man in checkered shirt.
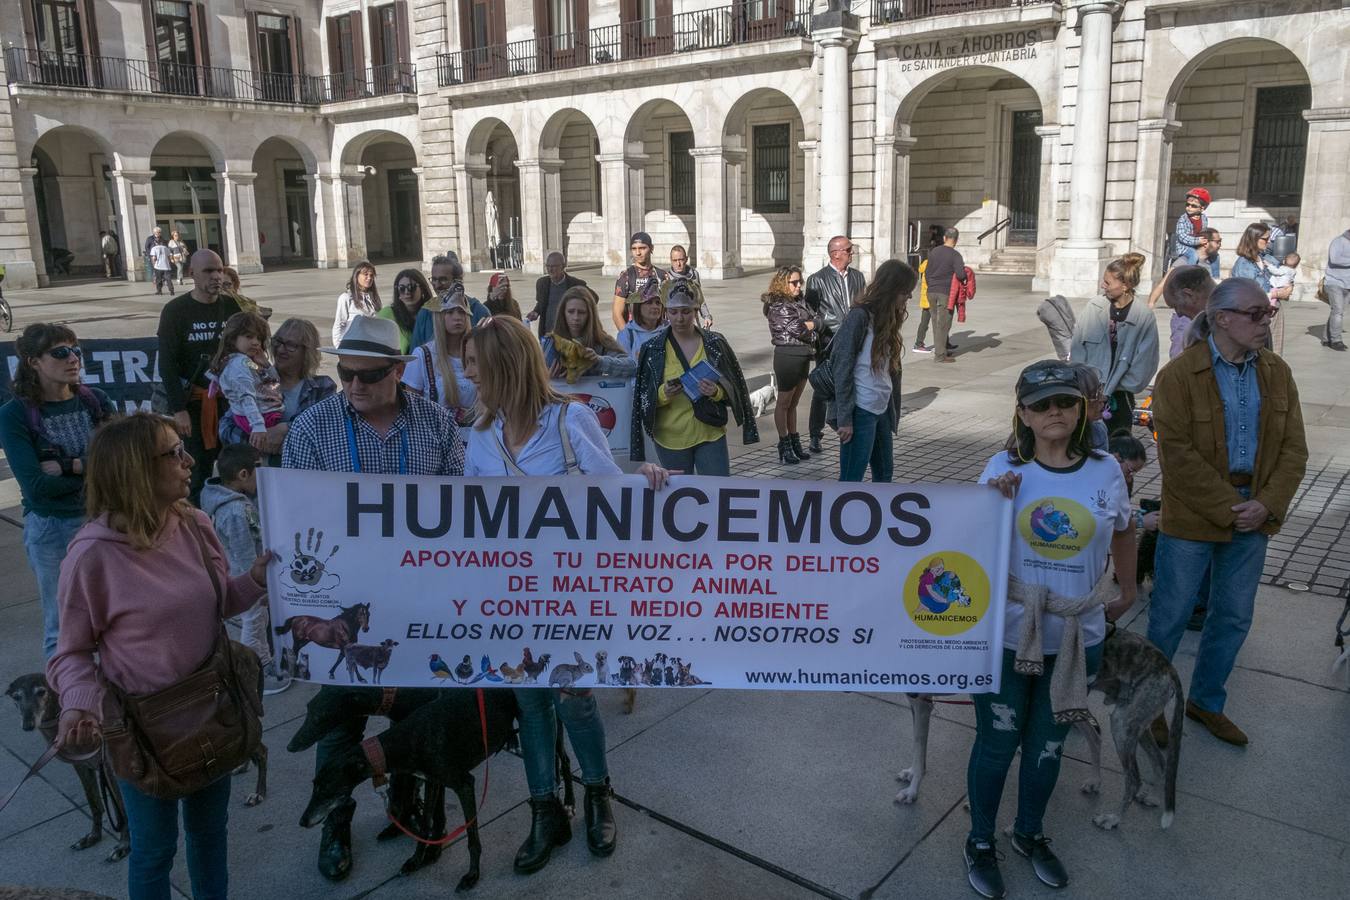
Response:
[280,316,461,882]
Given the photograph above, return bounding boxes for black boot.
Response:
[584,780,617,857]
[777,437,801,464]
[514,796,571,875]
[808,433,823,454]
[789,433,811,459]
[317,798,355,881]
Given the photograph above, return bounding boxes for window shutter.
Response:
[291,16,304,77]
[326,17,340,74]
[395,1,412,67]
[576,0,589,37]
[534,0,548,37]
[368,7,384,69]
[193,3,210,69]
[350,10,366,73]
[142,0,156,61]
[458,0,471,51]
[80,0,102,85]
[247,10,260,75]
[20,1,37,50]
[493,0,506,45]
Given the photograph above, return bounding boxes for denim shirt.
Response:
[1208,335,1261,475]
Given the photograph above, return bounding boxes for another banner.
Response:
[0,337,161,411]
[550,376,633,457]
[259,469,1012,693]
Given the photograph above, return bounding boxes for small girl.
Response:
[210,311,283,452]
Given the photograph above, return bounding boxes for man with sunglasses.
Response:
[804,234,867,453]
[280,315,462,881]
[1148,277,1307,747]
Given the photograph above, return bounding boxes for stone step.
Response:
[981,248,1037,275]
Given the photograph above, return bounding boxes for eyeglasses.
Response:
[158,442,190,462]
[271,337,306,353]
[396,282,418,295]
[787,279,803,286]
[46,345,83,361]
[1023,396,1081,413]
[337,362,398,384]
[1228,305,1279,324]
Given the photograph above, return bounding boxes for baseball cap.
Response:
[630,231,653,248]
[1016,361,1084,406]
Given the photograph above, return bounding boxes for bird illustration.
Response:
[500,661,525,683]
[454,654,475,683]
[479,654,503,683]
[551,334,593,383]
[428,653,453,680]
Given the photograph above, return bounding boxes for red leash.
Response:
[366,688,491,848]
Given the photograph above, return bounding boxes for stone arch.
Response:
[25,126,121,278]
[149,132,227,257]
[340,131,422,261]
[619,99,697,267]
[459,118,522,270]
[251,137,319,265]
[893,64,1057,132]
[720,87,809,271]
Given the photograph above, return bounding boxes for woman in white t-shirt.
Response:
[401,287,477,425]
[963,360,1136,900]
[461,315,668,874]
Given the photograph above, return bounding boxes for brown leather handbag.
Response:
[100,517,263,800]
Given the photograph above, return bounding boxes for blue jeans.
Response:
[655,435,730,476]
[1148,530,1268,713]
[23,511,85,659]
[515,687,608,798]
[838,407,893,482]
[968,644,1103,841]
[119,775,231,900]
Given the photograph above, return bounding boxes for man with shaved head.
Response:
[804,234,866,453]
[157,248,242,500]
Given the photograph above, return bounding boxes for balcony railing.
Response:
[438,4,812,86]
[4,48,415,105]
[871,0,1046,26]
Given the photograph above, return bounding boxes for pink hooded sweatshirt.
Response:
[46,507,265,719]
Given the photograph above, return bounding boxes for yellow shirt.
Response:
[654,339,725,450]
[919,259,929,310]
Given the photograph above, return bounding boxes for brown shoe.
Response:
[937,355,956,364]
[1149,714,1169,748]
[1185,700,1248,746]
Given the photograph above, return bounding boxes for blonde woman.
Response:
[1069,252,1159,436]
[331,260,381,346]
[461,316,667,874]
[542,286,637,379]
[401,287,478,424]
[49,413,272,900]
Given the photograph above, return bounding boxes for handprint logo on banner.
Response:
[281,527,342,594]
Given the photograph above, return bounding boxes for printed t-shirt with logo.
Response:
[979,451,1130,654]
[613,265,667,323]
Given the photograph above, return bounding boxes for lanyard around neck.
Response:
[345,413,408,475]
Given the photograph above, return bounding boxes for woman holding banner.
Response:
[964,361,1136,899]
[630,279,758,475]
[541,286,637,380]
[462,315,669,874]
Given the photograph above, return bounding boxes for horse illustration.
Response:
[274,603,371,679]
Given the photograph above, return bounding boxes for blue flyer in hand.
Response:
[680,360,721,400]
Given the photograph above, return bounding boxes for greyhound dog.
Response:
[895,627,1183,830]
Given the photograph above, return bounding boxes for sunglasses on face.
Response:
[46,345,83,361]
[1023,396,1081,413]
[396,282,418,295]
[1229,305,1278,324]
[337,363,397,384]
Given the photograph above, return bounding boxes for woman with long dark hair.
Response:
[378,268,433,353]
[331,260,380,346]
[0,323,115,658]
[762,265,817,464]
[829,259,911,482]
[1069,252,1159,436]
[49,413,272,900]
[963,361,1135,899]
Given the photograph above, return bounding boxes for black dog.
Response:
[6,673,130,861]
[300,688,572,891]
[1136,498,1161,585]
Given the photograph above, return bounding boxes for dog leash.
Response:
[0,740,99,816]
[371,688,491,847]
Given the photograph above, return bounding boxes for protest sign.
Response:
[550,376,632,457]
[259,469,1012,693]
[0,337,162,411]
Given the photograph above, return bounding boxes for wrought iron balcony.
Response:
[4,48,415,106]
[437,4,812,87]
[870,0,1047,26]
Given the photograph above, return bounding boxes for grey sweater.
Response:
[1070,297,1161,396]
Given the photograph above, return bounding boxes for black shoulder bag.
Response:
[666,336,728,428]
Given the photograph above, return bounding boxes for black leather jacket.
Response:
[763,294,818,347]
[804,264,866,338]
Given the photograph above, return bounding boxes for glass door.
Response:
[256,14,293,102]
[34,0,87,86]
[153,0,199,95]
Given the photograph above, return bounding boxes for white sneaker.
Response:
[262,662,293,696]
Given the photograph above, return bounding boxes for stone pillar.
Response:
[453,162,490,270]
[596,151,647,276]
[411,166,428,267]
[1033,124,1062,291]
[813,25,860,246]
[339,171,368,265]
[691,146,745,280]
[218,171,262,274]
[1050,0,1120,297]
[1128,118,1180,292]
[871,132,917,273]
[541,159,564,259]
[1297,108,1350,300]
[110,168,157,283]
[799,139,821,268]
[306,172,338,269]
[515,158,548,274]
[18,168,49,287]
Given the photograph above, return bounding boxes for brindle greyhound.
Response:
[895,627,1183,830]
[274,602,371,678]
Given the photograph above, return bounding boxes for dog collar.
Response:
[374,687,397,717]
[361,736,389,789]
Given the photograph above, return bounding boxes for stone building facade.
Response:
[2,0,1347,299]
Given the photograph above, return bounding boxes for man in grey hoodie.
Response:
[201,443,291,695]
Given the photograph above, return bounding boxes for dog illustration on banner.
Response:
[280,527,341,594]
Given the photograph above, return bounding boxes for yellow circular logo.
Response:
[1018,497,1096,560]
[904,552,991,636]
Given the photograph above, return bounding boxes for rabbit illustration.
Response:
[548,651,594,688]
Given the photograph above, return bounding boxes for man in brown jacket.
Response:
[1149,278,1307,746]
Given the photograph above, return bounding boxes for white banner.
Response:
[551,376,633,457]
[258,469,1012,693]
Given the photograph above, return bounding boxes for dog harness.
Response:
[374,687,398,717]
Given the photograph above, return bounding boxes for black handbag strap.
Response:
[667,334,696,373]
